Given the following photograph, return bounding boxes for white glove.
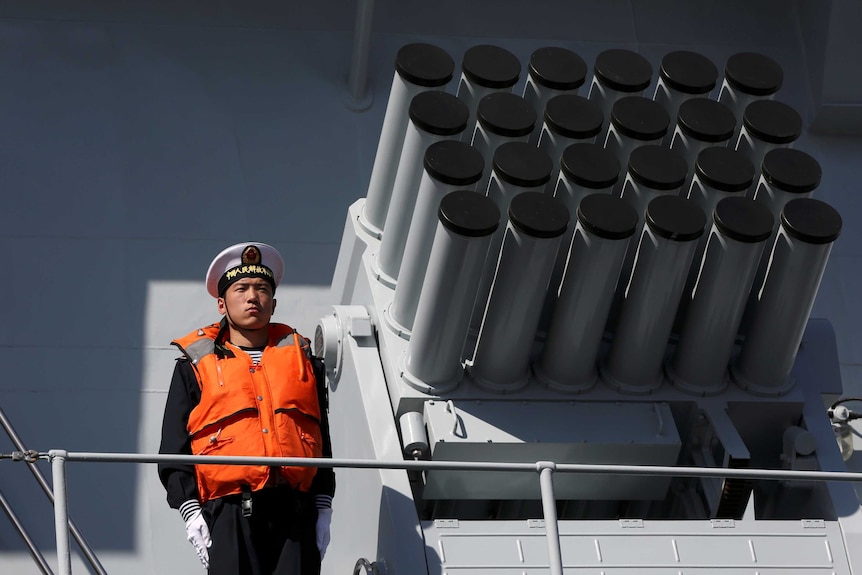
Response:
[316,507,332,558]
[185,509,212,569]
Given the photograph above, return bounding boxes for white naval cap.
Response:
[205,242,285,298]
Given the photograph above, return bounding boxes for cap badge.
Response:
[241,245,261,266]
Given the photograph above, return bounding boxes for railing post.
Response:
[49,450,72,575]
[537,461,563,575]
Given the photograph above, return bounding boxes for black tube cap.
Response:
[543,94,603,140]
[528,47,587,91]
[761,148,822,194]
[611,96,670,141]
[438,190,500,237]
[577,193,639,240]
[395,43,455,87]
[423,140,485,187]
[742,100,802,144]
[780,198,842,244]
[627,145,688,191]
[724,52,783,96]
[659,50,718,95]
[409,91,470,136]
[492,142,553,188]
[477,92,537,137]
[560,143,621,189]
[676,98,736,142]
[594,49,653,93]
[508,192,569,238]
[713,197,774,243]
[645,196,706,241]
[694,147,755,193]
[462,45,521,89]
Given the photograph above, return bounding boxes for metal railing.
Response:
[0,405,108,575]
[5,449,862,575]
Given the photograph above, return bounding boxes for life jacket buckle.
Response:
[241,487,253,518]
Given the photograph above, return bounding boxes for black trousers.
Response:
[203,487,320,575]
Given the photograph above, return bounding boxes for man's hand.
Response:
[316,507,333,558]
[185,509,212,568]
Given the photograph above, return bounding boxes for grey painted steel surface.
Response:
[536,96,602,186]
[522,47,587,146]
[375,98,466,283]
[346,0,375,108]
[4,5,862,574]
[653,51,719,145]
[718,52,783,142]
[733,201,841,394]
[669,99,736,191]
[362,44,454,236]
[734,101,803,192]
[375,122,445,283]
[50,452,71,575]
[536,198,635,392]
[587,49,652,143]
[403,194,498,392]
[422,400,681,500]
[466,162,551,353]
[603,201,704,392]
[388,145,483,335]
[0,490,54,575]
[361,71,425,236]
[0,406,106,575]
[455,45,520,144]
[469,195,566,392]
[604,98,669,191]
[669,200,773,394]
[469,94,535,195]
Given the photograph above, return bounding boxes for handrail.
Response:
[5,449,862,575]
[0,489,54,575]
[0,406,108,575]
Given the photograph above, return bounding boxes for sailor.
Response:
[158,242,335,574]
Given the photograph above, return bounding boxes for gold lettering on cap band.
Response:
[224,265,274,281]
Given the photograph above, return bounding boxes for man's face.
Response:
[217,277,276,330]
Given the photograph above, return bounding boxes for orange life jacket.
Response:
[172,322,322,503]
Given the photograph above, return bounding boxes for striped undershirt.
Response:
[239,346,264,365]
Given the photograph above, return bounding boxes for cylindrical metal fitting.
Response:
[362,43,454,236]
[375,91,470,282]
[735,99,802,190]
[739,148,823,336]
[732,198,841,395]
[537,94,604,184]
[676,147,756,334]
[387,141,484,335]
[470,92,537,194]
[754,147,822,227]
[467,143,554,352]
[604,96,670,190]
[602,195,706,393]
[457,44,521,142]
[686,147,755,223]
[620,145,689,226]
[668,197,774,394]
[718,51,783,136]
[536,194,638,392]
[538,143,621,338]
[470,192,569,392]
[523,47,588,144]
[403,191,500,393]
[653,50,718,143]
[588,49,653,142]
[669,98,736,188]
